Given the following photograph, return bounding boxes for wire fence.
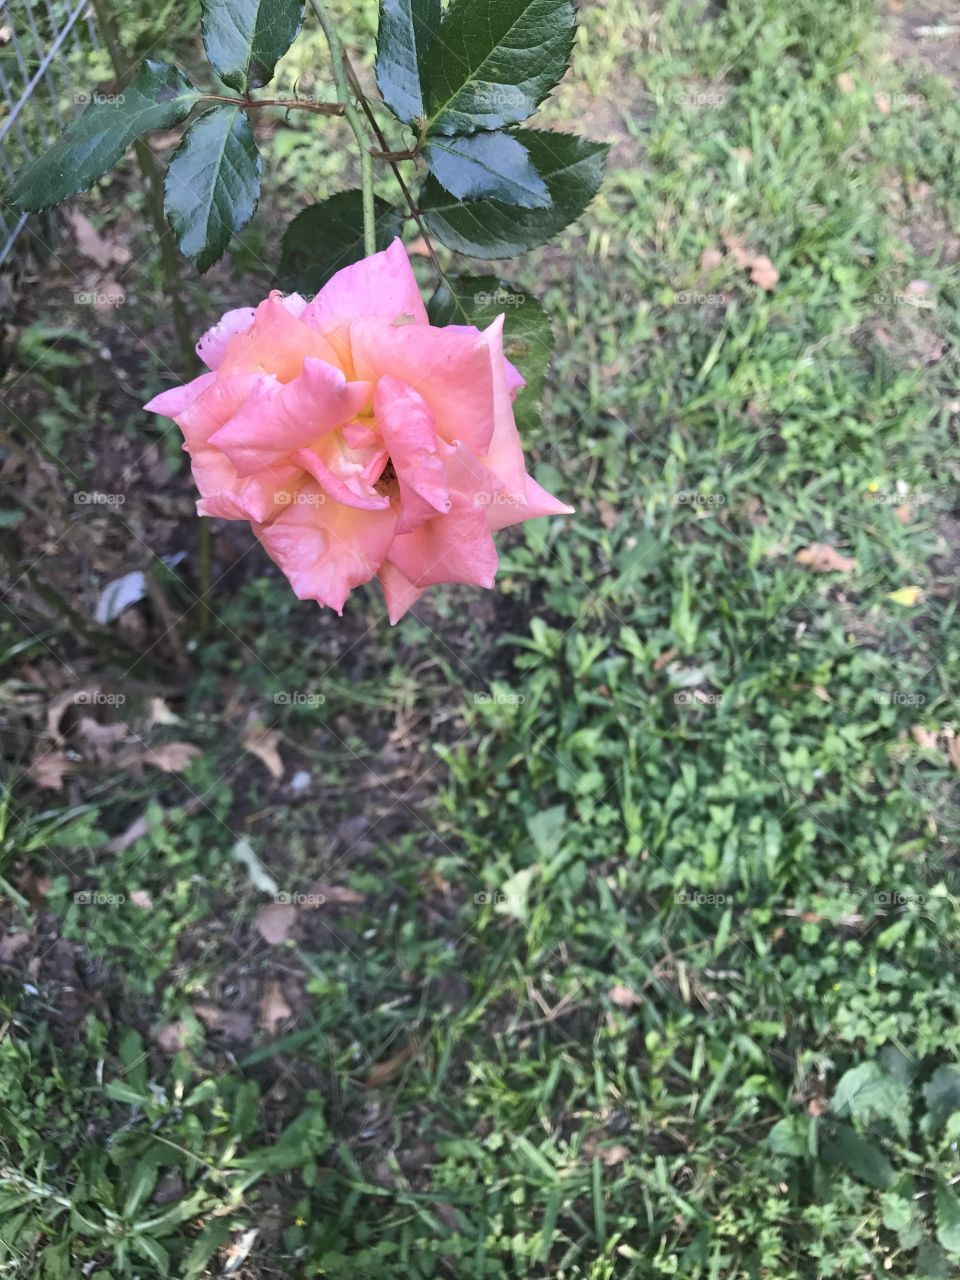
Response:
[0,0,100,264]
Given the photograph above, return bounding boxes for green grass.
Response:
[2,0,960,1276]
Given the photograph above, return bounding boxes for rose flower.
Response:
[145,240,572,622]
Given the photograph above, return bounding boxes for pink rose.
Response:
[145,240,572,622]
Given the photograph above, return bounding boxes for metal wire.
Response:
[0,0,97,264]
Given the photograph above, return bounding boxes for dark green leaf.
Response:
[423,131,550,208]
[936,1180,960,1254]
[201,0,305,92]
[424,0,575,135]
[820,1123,894,1188]
[376,0,442,124]
[164,105,261,273]
[831,1061,911,1141]
[420,129,607,258]
[924,1066,960,1132]
[8,61,200,213]
[767,1116,808,1157]
[427,274,553,432]
[277,190,404,295]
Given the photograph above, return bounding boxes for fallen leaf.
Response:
[366,1039,418,1087]
[910,725,939,750]
[0,933,31,964]
[47,688,97,742]
[942,728,960,772]
[68,209,115,269]
[95,571,148,625]
[601,1143,631,1166]
[254,902,297,945]
[653,646,679,671]
[106,812,152,854]
[722,232,753,268]
[147,697,181,728]
[306,883,364,906]
[888,586,924,607]
[699,247,723,272]
[795,544,857,574]
[156,1020,191,1053]
[609,984,643,1008]
[259,979,293,1036]
[27,750,75,790]
[243,726,284,780]
[750,255,779,290]
[813,685,832,702]
[139,742,201,773]
[836,72,855,93]
[596,499,619,530]
[193,1003,254,1043]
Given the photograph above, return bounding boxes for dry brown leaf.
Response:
[601,1143,631,1166]
[750,255,779,291]
[46,688,97,742]
[68,210,115,269]
[27,750,75,791]
[910,725,939,750]
[367,1039,418,1087]
[156,1020,191,1053]
[942,728,960,771]
[259,979,293,1036]
[813,685,832,703]
[722,233,752,268]
[609,984,643,1008]
[795,544,857,574]
[306,883,365,906]
[193,1003,254,1043]
[0,933,31,964]
[653,646,679,672]
[139,742,201,773]
[244,726,284,780]
[254,902,298,945]
[147,697,181,728]
[106,812,151,854]
[596,499,619,530]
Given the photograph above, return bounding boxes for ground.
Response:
[1,0,959,1277]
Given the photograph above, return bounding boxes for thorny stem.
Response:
[309,0,376,256]
[199,93,343,117]
[339,55,455,302]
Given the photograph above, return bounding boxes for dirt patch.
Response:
[886,1,960,86]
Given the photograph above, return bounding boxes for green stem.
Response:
[309,0,376,256]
